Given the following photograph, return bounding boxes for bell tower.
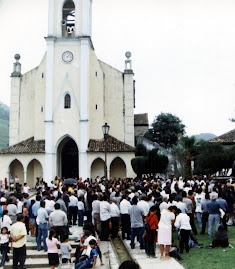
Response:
[47,0,93,38]
[44,0,93,183]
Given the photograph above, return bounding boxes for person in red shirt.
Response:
[144,206,158,258]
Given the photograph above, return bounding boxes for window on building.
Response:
[95,104,98,110]
[64,94,71,109]
[62,0,75,37]
[41,106,44,112]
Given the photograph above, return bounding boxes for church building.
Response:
[0,0,138,186]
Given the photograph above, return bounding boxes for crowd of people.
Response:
[0,175,234,268]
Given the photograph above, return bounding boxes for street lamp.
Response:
[102,123,110,195]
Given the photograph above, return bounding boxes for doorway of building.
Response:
[57,137,79,179]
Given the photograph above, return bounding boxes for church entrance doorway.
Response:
[57,137,79,179]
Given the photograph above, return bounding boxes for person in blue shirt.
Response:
[75,239,101,269]
[207,195,221,238]
[216,193,228,231]
[32,196,41,217]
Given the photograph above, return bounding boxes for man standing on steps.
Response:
[49,203,68,241]
[128,196,145,250]
[37,201,49,252]
[120,194,131,240]
[11,214,27,269]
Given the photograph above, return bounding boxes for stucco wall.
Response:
[99,61,125,142]
[34,54,46,140]
[19,69,36,141]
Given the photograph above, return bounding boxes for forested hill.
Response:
[194,133,217,141]
[0,102,9,149]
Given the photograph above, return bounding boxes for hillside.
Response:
[194,133,217,141]
[0,102,9,149]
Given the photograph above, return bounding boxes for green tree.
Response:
[194,142,226,176]
[144,113,185,148]
[135,143,148,157]
[131,148,168,177]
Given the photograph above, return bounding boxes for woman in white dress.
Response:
[158,206,177,260]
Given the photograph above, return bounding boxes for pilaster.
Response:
[44,38,55,184]
[9,54,22,146]
[124,52,135,147]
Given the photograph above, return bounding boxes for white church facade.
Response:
[0,0,140,187]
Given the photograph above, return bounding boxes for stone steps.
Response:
[3,228,119,269]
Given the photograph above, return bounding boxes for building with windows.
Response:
[0,0,138,186]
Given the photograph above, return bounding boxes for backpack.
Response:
[145,214,154,231]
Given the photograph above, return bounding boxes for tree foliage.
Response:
[135,143,148,157]
[172,136,197,178]
[131,148,168,177]
[192,141,235,176]
[144,113,185,148]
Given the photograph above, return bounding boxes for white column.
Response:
[79,39,89,179]
[48,0,54,36]
[124,72,135,147]
[6,171,10,186]
[82,0,90,35]
[45,38,55,184]
[24,171,27,183]
[107,169,110,181]
[9,77,21,146]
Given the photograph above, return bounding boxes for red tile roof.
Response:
[0,137,45,154]
[88,135,135,152]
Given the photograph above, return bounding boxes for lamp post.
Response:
[102,123,110,196]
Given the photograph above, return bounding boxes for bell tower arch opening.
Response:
[57,136,79,179]
[62,0,75,37]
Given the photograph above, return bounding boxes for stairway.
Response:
[3,226,119,269]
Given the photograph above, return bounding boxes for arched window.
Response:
[64,94,71,109]
[62,0,75,37]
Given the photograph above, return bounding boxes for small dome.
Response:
[125,51,131,59]
[14,54,21,61]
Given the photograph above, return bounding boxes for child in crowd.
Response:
[46,229,60,269]
[0,227,10,267]
[77,197,85,226]
[29,200,35,236]
[75,239,100,269]
[23,202,29,235]
[61,234,72,263]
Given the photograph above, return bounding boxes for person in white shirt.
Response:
[175,209,192,254]
[178,177,184,190]
[17,196,24,214]
[77,197,85,226]
[176,197,188,213]
[120,194,131,240]
[23,183,30,194]
[92,195,101,236]
[194,189,205,228]
[45,196,56,215]
[68,193,79,225]
[160,198,169,212]
[99,195,111,241]
[0,210,12,232]
[137,195,149,217]
[110,198,120,239]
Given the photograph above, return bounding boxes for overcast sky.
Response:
[0,0,235,136]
